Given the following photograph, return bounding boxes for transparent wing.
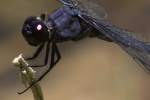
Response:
[59,0,149,42]
[81,15,150,73]
[58,0,150,73]
[121,45,150,74]
[59,0,107,19]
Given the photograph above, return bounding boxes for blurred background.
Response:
[0,0,150,100]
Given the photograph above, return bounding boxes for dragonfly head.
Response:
[22,16,50,46]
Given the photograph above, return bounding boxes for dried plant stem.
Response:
[12,54,44,100]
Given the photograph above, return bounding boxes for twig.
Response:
[12,54,44,100]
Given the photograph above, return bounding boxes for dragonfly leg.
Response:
[30,41,51,67]
[25,43,45,60]
[18,42,61,94]
[53,42,61,64]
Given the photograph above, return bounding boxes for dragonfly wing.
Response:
[120,44,150,73]
[81,15,150,73]
[58,0,107,19]
[58,0,150,73]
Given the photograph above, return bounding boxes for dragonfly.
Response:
[20,0,150,94]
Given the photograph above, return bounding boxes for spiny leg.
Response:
[30,41,51,67]
[33,42,61,81]
[26,43,45,60]
[18,42,61,94]
[53,42,61,65]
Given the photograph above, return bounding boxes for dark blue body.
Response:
[47,6,92,41]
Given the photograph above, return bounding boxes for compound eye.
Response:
[36,24,42,31]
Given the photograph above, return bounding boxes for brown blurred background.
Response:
[0,0,150,100]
